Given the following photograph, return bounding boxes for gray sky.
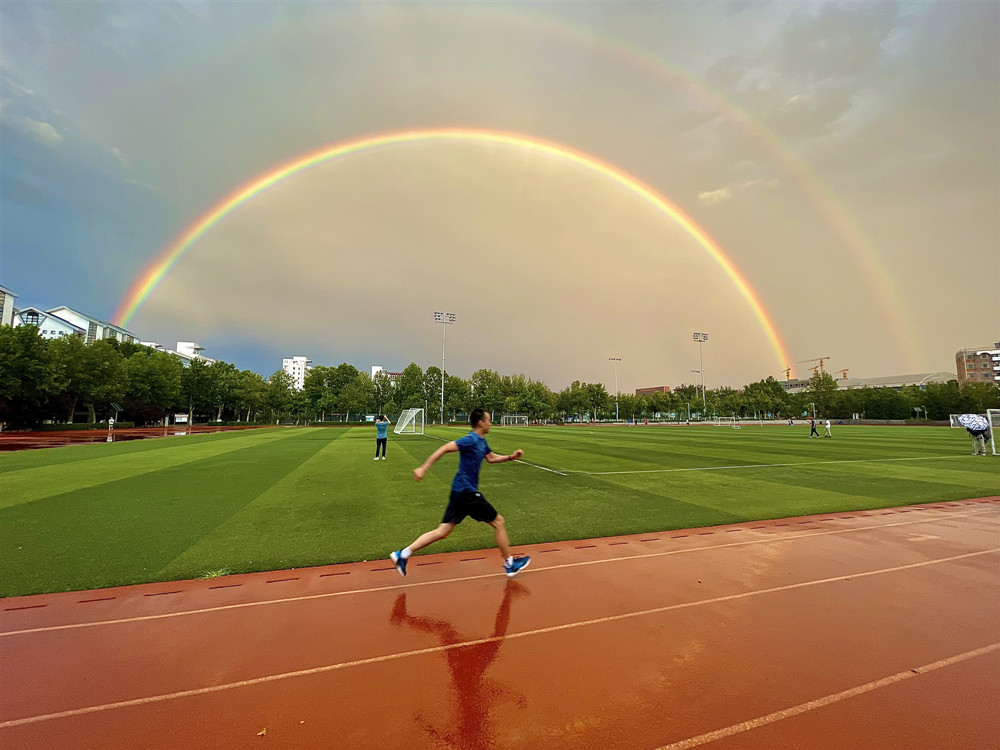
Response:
[2,1,997,392]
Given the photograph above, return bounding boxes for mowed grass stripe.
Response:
[0,427,284,474]
[0,430,335,596]
[155,428,402,577]
[0,428,301,510]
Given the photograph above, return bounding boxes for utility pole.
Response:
[693,332,708,414]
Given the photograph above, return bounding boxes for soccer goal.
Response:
[988,409,1000,455]
[501,415,529,426]
[715,416,741,429]
[949,414,965,428]
[394,408,425,435]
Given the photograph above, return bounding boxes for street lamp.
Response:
[609,357,621,422]
[433,312,456,425]
[693,333,708,414]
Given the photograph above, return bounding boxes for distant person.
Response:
[390,409,530,578]
[809,418,819,438]
[967,427,988,456]
[824,419,832,438]
[788,418,794,426]
[374,414,390,460]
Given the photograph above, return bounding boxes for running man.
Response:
[374,414,389,460]
[390,409,531,578]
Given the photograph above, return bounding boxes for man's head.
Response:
[470,408,491,433]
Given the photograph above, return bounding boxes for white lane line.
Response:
[1,549,995,729]
[1,508,995,638]
[569,454,967,476]
[656,641,1000,750]
[514,459,567,475]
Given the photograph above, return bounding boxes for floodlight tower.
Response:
[434,312,456,424]
[693,332,708,413]
[609,357,621,421]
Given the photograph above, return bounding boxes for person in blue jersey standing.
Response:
[390,409,531,578]
[374,414,390,460]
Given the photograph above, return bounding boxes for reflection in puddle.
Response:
[389,580,529,749]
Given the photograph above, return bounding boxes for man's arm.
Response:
[413,441,459,481]
[485,449,524,464]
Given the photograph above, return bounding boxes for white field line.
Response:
[656,641,1000,749]
[1,548,996,729]
[2,508,995,638]
[566,454,967,476]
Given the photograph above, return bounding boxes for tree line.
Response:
[1,325,997,428]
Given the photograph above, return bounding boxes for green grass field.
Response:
[1,424,996,596]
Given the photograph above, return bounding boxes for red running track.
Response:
[2,499,998,749]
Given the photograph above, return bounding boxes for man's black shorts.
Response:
[442,490,498,524]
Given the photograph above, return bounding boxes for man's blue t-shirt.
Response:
[451,432,492,492]
[376,421,388,439]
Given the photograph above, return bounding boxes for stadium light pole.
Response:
[434,312,456,424]
[693,333,708,414]
[609,357,621,422]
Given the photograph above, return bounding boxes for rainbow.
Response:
[114,128,793,372]
[481,6,920,367]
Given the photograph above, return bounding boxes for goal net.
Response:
[501,415,529,426]
[715,416,740,429]
[394,408,425,435]
[949,414,965,428]
[989,409,999,455]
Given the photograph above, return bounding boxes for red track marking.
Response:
[2,500,998,748]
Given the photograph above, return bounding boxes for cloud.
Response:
[24,118,63,145]
[697,187,732,205]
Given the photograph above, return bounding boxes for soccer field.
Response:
[1,424,995,596]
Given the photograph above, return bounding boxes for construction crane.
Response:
[835,368,849,380]
[797,357,830,374]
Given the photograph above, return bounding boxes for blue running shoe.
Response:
[504,556,531,578]
[390,550,407,577]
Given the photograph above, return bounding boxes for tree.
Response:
[207,361,239,421]
[0,325,58,427]
[181,358,213,423]
[394,363,425,409]
[341,372,374,419]
[806,372,839,417]
[584,382,611,420]
[372,370,394,413]
[123,349,183,424]
[265,370,295,423]
[423,366,442,423]
[48,334,89,422]
[233,370,267,422]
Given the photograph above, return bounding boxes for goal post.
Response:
[715,416,740,429]
[394,408,425,435]
[501,415,529,426]
[988,409,999,455]
[949,414,965,428]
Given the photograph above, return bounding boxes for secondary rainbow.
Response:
[114,128,793,371]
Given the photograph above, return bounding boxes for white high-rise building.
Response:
[283,356,312,390]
